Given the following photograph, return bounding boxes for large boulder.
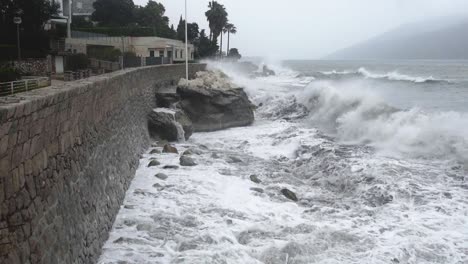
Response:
[147,108,193,141]
[177,71,255,132]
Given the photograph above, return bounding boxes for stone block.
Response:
[8,131,18,149]
[0,121,12,136]
[21,140,30,160]
[0,135,8,156]
[25,174,36,200]
[29,135,43,157]
[11,168,20,195]
[0,155,11,182]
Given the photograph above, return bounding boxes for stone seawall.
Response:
[0,64,206,264]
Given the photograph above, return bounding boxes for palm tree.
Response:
[224,23,237,55]
[205,1,228,42]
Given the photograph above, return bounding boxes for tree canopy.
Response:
[0,0,60,59]
[92,0,135,26]
[205,1,228,41]
[176,17,200,43]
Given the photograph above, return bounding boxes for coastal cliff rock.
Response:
[148,108,192,141]
[177,71,255,132]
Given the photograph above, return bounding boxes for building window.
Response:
[159,50,164,57]
[180,50,183,58]
[150,50,155,57]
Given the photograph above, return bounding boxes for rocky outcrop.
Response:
[177,71,255,132]
[148,108,192,141]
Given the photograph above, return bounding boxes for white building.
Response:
[65,36,195,62]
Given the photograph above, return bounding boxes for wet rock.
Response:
[156,91,180,108]
[250,187,264,193]
[163,144,178,154]
[211,152,221,159]
[177,71,255,132]
[178,242,198,251]
[175,109,193,140]
[180,156,197,166]
[148,160,161,167]
[147,109,179,141]
[228,156,243,163]
[123,220,136,226]
[183,148,203,156]
[149,149,161,154]
[250,175,262,184]
[163,165,179,170]
[443,192,452,199]
[226,219,233,225]
[155,173,168,180]
[124,205,135,209]
[281,188,298,201]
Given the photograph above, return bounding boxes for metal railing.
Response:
[0,77,51,97]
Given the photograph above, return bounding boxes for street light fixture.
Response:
[185,0,188,81]
[13,15,22,61]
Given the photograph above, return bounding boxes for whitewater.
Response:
[98,60,468,264]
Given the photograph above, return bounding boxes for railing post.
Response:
[11,82,14,95]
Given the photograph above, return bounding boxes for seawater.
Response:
[98,60,468,264]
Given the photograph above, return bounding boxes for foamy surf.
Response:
[98,61,468,264]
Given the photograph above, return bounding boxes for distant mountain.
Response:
[325,16,468,60]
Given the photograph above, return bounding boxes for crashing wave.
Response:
[317,67,449,84]
[300,81,468,161]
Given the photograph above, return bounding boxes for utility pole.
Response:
[67,0,72,38]
[185,0,188,81]
[13,16,22,60]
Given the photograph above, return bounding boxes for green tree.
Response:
[0,0,60,59]
[134,1,174,38]
[227,48,241,60]
[205,1,228,42]
[92,0,135,26]
[176,17,200,43]
[195,29,218,58]
[224,23,237,55]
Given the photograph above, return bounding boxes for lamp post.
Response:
[13,16,22,61]
[185,0,188,81]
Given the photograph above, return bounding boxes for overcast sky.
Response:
[134,0,468,59]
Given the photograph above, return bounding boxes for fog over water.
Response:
[135,0,468,59]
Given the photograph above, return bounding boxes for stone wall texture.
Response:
[0,64,206,264]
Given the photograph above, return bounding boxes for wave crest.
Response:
[319,67,448,84]
[301,81,468,161]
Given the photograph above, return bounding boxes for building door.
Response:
[55,56,64,73]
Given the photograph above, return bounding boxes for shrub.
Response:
[66,53,89,71]
[0,66,22,82]
[88,46,121,62]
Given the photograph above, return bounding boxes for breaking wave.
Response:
[318,67,449,84]
[300,81,468,161]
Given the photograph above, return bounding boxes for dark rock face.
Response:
[148,160,161,167]
[250,175,262,184]
[177,85,255,132]
[155,173,168,180]
[156,92,181,108]
[163,144,178,154]
[180,156,197,166]
[175,109,193,140]
[281,188,298,202]
[147,110,179,141]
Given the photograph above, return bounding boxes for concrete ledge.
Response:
[0,64,206,264]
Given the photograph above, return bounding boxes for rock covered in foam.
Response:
[177,70,255,132]
[147,108,192,141]
[178,70,239,91]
